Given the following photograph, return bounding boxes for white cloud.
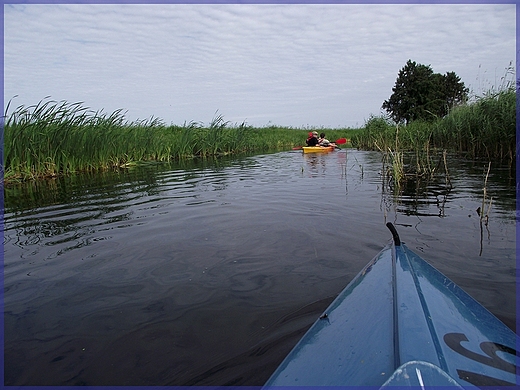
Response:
[4,3,515,128]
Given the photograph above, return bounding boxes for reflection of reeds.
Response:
[478,162,493,256]
[480,162,493,224]
[442,150,452,190]
[352,155,363,179]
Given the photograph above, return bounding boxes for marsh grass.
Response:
[352,81,515,164]
[360,116,463,192]
[434,86,516,163]
[3,98,355,182]
[351,78,515,190]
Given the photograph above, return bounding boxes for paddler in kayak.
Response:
[318,132,336,147]
[305,132,313,145]
[306,131,319,146]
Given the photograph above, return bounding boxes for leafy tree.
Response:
[442,71,469,109]
[382,60,469,124]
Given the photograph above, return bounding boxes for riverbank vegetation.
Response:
[352,66,516,189]
[4,63,514,184]
[3,99,356,182]
[353,86,515,163]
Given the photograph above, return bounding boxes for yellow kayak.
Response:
[302,146,335,153]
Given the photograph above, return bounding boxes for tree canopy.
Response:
[382,60,469,124]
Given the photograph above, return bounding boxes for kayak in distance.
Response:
[293,138,346,152]
[263,223,519,388]
[302,145,336,153]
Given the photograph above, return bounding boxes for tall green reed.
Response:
[351,80,516,182]
[5,98,352,182]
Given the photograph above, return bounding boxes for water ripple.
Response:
[3,150,516,386]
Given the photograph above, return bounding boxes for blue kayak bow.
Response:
[264,223,519,388]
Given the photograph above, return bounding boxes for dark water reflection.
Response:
[3,150,516,386]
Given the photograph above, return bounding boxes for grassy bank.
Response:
[351,86,516,164]
[3,99,355,182]
[350,85,515,190]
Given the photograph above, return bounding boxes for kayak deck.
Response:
[264,223,519,388]
[302,145,335,153]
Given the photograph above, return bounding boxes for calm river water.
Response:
[3,149,516,386]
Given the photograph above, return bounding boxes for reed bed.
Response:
[352,86,515,164]
[3,99,354,182]
[351,84,515,190]
[433,87,516,163]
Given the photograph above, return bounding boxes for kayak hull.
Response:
[264,225,519,388]
[302,145,335,153]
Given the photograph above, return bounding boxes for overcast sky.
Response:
[4,3,516,128]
